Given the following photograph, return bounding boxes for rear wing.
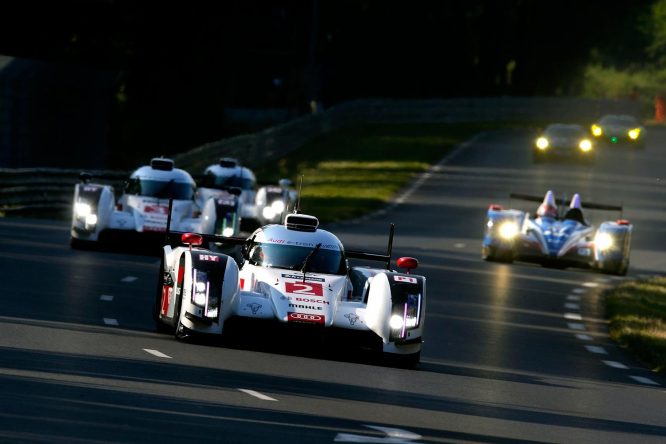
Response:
[509,193,623,215]
[345,223,394,270]
[164,198,246,246]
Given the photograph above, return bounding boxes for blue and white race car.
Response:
[154,210,426,366]
[70,158,217,247]
[482,190,632,275]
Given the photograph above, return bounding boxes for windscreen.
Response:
[203,172,254,191]
[600,116,636,126]
[247,242,346,275]
[126,179,194,200]
[545,126,584,138]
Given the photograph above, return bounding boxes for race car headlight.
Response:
[75,202,92,218]
[595,232,614,251]
[628,128,640,140]
[536,137,549,150]
[222,227,234,237]
[262,206,276,220]
[85,214,98,226]
[579,139,592,152]
[271,200,286,214]
[390,293,421,340]
[591,125,602,137]
[498,221,519,239]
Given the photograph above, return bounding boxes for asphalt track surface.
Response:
[1,128,665,443]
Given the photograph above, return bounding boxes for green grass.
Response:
[605,277,666,373]
[255,123,495,222]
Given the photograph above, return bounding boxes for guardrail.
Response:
[0,168,128,216]
[0,97,642,217]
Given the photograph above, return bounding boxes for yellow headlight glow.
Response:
[628,128,640,140]
[591,125,602,136]
[536,137,549,150]
[579,139,592,152]
[595,232,614,251]
[499,221,519,239]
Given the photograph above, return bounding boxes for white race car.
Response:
[254,179,298,226]
[70,158,216,247]
[154,211,426,366]
[199,158,257,231]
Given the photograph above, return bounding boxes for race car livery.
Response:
[70,158,215,247]
[482,190,632,275]
[154,210,426,366]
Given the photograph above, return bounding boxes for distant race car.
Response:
[482,190,632,275]
[153,209,426,366]
[199,158,258,231]
[254,178,298,226]
[533,123,595,163]
[590,114,645,148]
[70,158,216,247]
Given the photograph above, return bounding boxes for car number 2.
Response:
[285,282,323,296]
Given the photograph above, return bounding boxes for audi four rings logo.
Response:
[288,312,325,324]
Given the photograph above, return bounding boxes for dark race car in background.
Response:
[533,123,596,163]
[590,114,645,148]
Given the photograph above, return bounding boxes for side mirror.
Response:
[396,256,418,274]
[278,178,293,188]
[181,233,203,247]
[79,172,92,183]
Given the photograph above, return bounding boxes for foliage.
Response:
[254,123,493,223]
[605,277,666,373]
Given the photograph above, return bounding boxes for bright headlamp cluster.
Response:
[498,221,519,239]
[390,293,421,340]
[536,137,549,150]
[191,269,219,319]
[595,232,614,251]
[628,128,641,140]
[591,124,602,136]
[262,200,286,220]
[74,202,98,226]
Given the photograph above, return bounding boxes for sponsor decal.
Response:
[266,238,339,250]
[394,275,417,284]
[294,297,329,305]
[247,303,262,315]
[288,312,325,324]
[199,254,220,262]
[281,274,325,282]
[285,282,323,296]
[289,303,323,311]
[216,197,236,206]
[143,225,166,232]
[144,204,169,215]
[344,313,359,326]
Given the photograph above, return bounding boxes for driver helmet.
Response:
[536,190,558,218]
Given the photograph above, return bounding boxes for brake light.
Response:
[181,233,203,246]
[397,256,418,273]
[489,204,503,211]
[616,219,630,226]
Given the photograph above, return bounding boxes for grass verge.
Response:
[605,277,666,373]
[255,123,497,223]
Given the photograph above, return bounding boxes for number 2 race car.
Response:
[154,205,426,366]
[71,158,223,248]
[482,190,632,275]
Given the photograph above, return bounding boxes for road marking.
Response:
[143,349,172,359]
[567,323,586,330]
[582,282,599,288]
[103,318,119,326]
[454,243,466,249]
[576,334,593,341]
[100,295,114,302]
[238,389,278,402]
[566,294,581,301]
[585,345,607,354]
[603,360,629,369]
[121,276,138,283]
[572,288,586,294]
[564,313,582,321]
[565,303,580,310]
[629,376,660,386]
[335,425,422,443]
